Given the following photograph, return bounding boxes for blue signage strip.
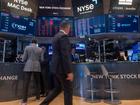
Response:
[0,12,36,36]
[108,14,139,33]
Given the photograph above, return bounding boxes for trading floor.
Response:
[0,93,140,105]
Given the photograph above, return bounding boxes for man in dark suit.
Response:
[40,21,73,105]
[40,46,50,96]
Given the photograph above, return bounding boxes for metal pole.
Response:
[91,77,94,101]
[16,37,19,55]
[2,40,6,63]
[110,78,114,102]
[103,40,106,62]
[98,42,101,62]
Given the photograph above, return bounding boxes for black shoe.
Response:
[36,96,40,100]
[39,102,48,105]
[40,93,46,97]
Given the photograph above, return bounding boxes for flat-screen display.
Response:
[38,0,73,16]
[48,45,53,55]
[75,15,106,37]
[0,12,36,36]
[127,49,133,61]
[76,43,86,50]
[72,0,103,18]
[108,14,139,32]
[37,17,74,37]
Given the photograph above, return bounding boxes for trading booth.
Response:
[0,0,140,103]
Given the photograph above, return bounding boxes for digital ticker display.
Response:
[75,15,106,37]
[37,17,74,37]
[0,12,36,36]
[108,14,139,33]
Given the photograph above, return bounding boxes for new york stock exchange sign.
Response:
[7,0,32,13]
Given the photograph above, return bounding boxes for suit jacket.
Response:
[22,44,43,72]
[51,31,72,75]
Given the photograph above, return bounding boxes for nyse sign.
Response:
[77,4,94,14]
[7,0,32,13]
[72,0,103,17]
[77,0,98,15]
[11,23,27,31]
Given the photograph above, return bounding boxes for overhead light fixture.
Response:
[118,0,133,5]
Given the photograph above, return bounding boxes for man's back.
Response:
[26,45,42,61]
[23,44,43,72]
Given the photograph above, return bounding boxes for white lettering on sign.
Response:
[21,6,32,12]
[113,6,124,10]
[77,4,94,13]
[0,75,18,81]
[119,0,132,5]
[92,74,104,79]
[91,73,140,80]
[12,23,27,31]
[14,0,28,6]
[113,6,136,11]
[7,2,20,10]
[120,74,137,79]
[7,1,32,13]
[125,7,136,11]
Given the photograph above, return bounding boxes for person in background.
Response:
[71,48,80,63]
[15,52,23,63]
[40,21,73,105]
[40,46,49,96]
[118,51,127,61]
[21,39,44,105]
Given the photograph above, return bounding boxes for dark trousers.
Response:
[22,72,40,103]
[40,73,73,105]
[40,64,49,95]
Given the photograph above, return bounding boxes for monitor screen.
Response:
[132,42,140,53]
[132,53,138,61]
[108,14,139,32]
[0,12,36,36]
[48,45,53,55]
[75,15,106,37]
[127,49,133,56]
[37,17,74,37]
[76,43,86,50]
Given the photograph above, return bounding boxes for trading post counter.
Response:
[0,62,140,101]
